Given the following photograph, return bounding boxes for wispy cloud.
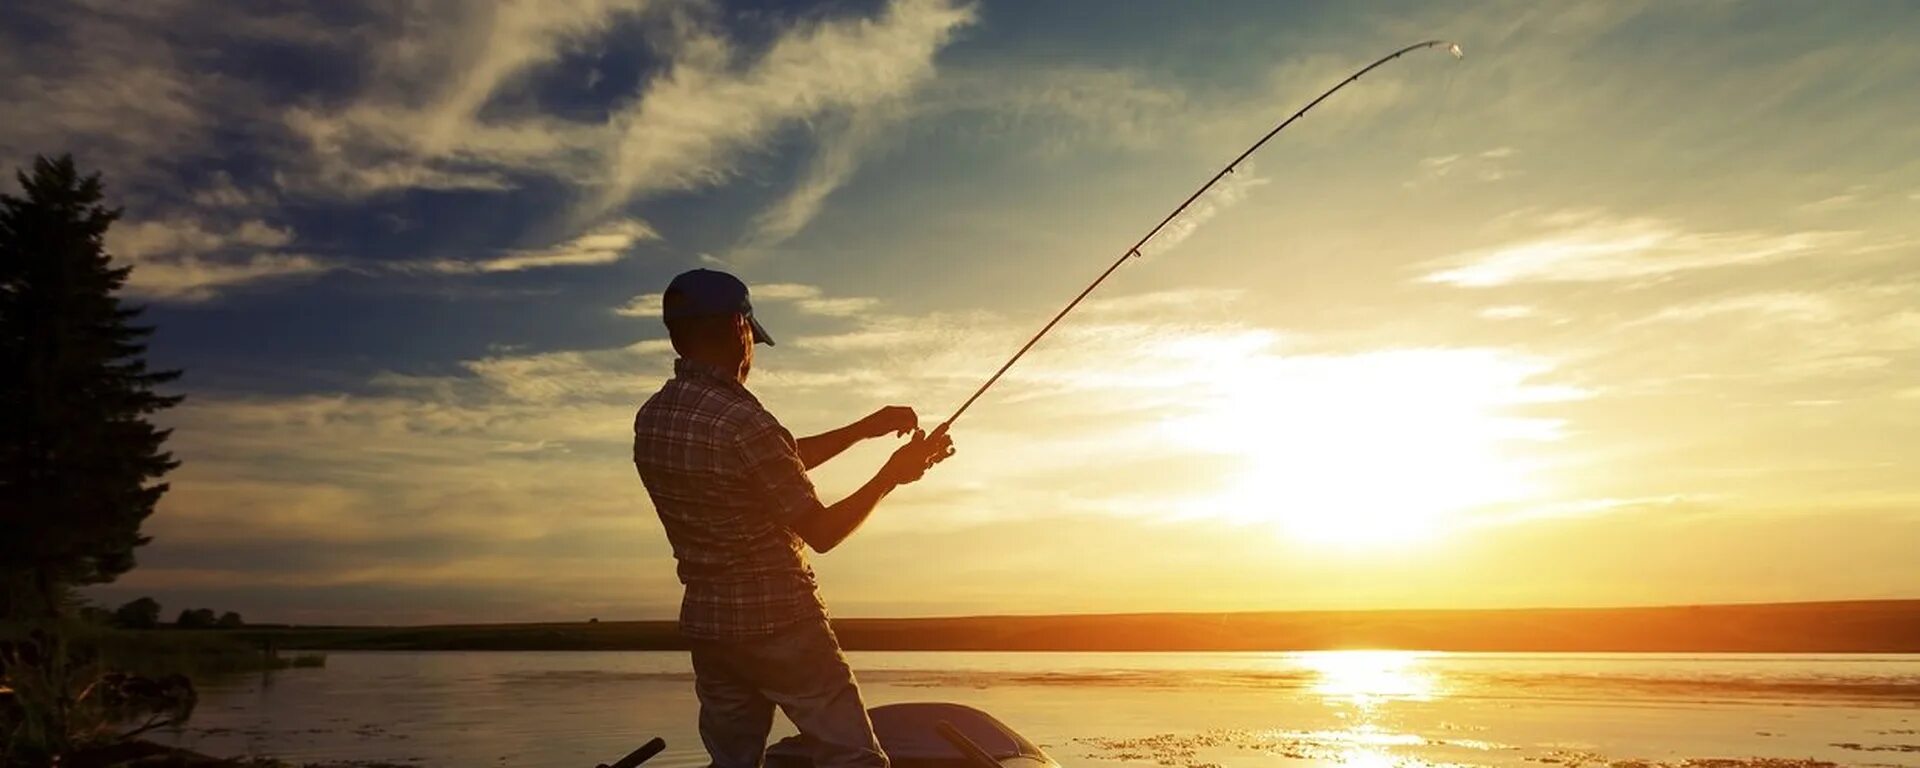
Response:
[924,66,1189,152]
[1137,165,1270,258]
[278,0,976,219]
[1634,292,1840,325]
[278,0,650,198]
[1413,146,1518,186]
[590,0,976,215]
[419,220,657,274]
[1423,211,1852,287]
[731,109,898,261]
[190,172,278,210]
[1478,305,1539,321]
[462,342,673,404]
[1616,285,1920,381]
[614,293,665,318]
[113,218,293,254]
[0,4,216,192]
[1797,186,1869,214]
[255,0,979,282]
[754,283,882,317]
[122,255,330,303]
[106,216,328,301]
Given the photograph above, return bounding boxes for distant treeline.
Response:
[85,596,248,630]
[237,599,1920,653]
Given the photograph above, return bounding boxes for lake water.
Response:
[162,651,1919,768]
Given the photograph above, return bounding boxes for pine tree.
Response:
[0,155,181,619]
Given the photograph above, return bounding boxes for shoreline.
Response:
[225,599,1920,653]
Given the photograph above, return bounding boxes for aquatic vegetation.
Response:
[0,622,322,763]
[0,628,197,764]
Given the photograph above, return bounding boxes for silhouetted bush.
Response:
[112,598,160,630]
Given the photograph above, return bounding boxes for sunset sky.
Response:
[6,1,1916,624]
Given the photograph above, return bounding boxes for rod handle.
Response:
[599,737,667,768]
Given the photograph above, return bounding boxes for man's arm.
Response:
[795,405,917,469]
[791,430,954,553]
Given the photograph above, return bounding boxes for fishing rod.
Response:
[931,40,1463,438]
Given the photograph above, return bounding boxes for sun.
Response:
[1158,347,1565,546]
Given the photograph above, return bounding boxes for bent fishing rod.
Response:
[931,40,1463,438]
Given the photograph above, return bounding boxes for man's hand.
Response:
[859,405,918,439]
[798,406,919,469]
[880,429,956,487]
[797,426,956,553]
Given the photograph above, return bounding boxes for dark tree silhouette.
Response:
[175,608,216,629]
[112,596,161,629]
[78,604,115,625]
[215,610,243,629]
[0,155,181,619]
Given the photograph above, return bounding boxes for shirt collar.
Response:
[674,357,746,391]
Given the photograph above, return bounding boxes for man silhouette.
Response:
[632,269,954,768]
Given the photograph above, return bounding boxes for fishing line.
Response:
[1422,60,1462,157]
[932,40,1465,438]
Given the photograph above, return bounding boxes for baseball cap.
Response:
[661,269,776,346]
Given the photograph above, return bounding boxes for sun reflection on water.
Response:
[1333,746,1399,768]
[1299,651,1440,767]
[1074,653,1462,768]
[1298,650,1440,706]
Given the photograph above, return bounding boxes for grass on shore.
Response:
[2,621,325,685]
[79,627,325,677]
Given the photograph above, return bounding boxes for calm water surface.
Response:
[163,651,1920,768]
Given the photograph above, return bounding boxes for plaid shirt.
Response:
[633,357,829,641]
